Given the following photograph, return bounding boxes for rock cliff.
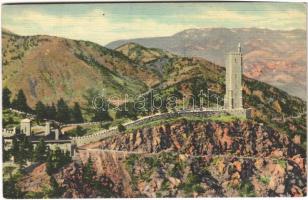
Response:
[68,119,306,197]
[17,119,306,197]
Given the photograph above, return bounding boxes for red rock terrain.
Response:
[41,119,305,197]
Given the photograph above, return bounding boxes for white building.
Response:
[20,118,31,136]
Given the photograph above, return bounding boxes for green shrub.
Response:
[276,159,287,168]
[160,179,170,191]
[125,154,139,173]
[238,181,256,197]
[117,124,126,133]
[144,157,160,168]
[179,173,203,195]
[67,126,86,137]
[259,176,270,185]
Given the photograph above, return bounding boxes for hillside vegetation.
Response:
[2,30,306,144]
[115,43,306,145]
[2,30,159,107]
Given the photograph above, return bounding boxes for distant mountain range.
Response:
[107,28,306,100]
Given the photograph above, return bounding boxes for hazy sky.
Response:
[2,2,307,45]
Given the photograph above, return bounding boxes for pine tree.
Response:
[92,97,112,122]
[3,87,12,108]
[71,102,84,123]
[48,176,62,198]
[46,153,54,175]
[3,148,11,162]
[117,124,126,133]
[46,148,71,175]
[53,147,63,169]
[21,136,33,161]
[83,89,112,122]
[11,138,20,162]
[92,109,112,122]
[72,125,86,137]
[8,134,34,165]
[3,177,25,198]
[56,98,71,123]
[35,101,46,120]
[46,103,57,120]
[115,102,137,120]
[82,157,96,183]
[12,89,31,112]
[33,139,49,162]
[64,151,71,163]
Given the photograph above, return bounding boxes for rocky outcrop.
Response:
[17,163,50,193]
[76,119,306,197]
[120,152,306,197]
[17,120,306,197]
[98,120,305,159]
[54,162,123,198]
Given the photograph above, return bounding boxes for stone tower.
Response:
[224,43,243,110]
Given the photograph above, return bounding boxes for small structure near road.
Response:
[20,118,31,136]
[2,118,74,156]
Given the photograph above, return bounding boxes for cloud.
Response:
[188,9,258,21]
[4,9,198,45]
[177,8,306,30]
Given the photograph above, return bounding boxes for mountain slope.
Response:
[2,30,306,137]
[115,43,306,144]
[115,43,224,85]
[107,28,307,99]
[116,42,175,65]
[2,30,160,107]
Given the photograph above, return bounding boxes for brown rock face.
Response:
[97,120,305,160]
[18,120,306,197]
[77,150,133,197]
[17,163,50,193]
[54,161,125,198]
[75,120,306,197]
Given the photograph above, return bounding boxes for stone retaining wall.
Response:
[71,109,247,147]
[60,121,102,129]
